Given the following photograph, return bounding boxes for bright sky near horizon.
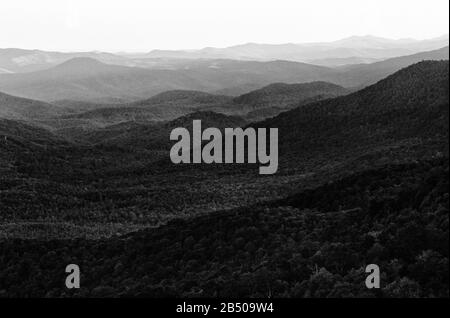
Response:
[1,0,449,52]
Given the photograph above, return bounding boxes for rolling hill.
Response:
[0,91,68,120]
[256,61,449,166]
[74,61,449,158]
[0,157,447,297]
[47,90,233,131]
[1,35,447,75]
[71,111,246,148]
[143,35,449,62]
[0,118,72,177]
[0,60,448,245]
[0,46,448,103]
[233,81,349,109]
[0,58,207,102]
[338,46,449,87]
[0,48,128,73]
[0,58,343,102]
[39,82,347,133]
[0,46,447,106]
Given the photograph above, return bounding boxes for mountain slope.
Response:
[143,35,449,62]
[2,35,447,74]
[0,58,340,102]
[0,118,71,176]
[0,48,127,73]
[0,60,448,245]
[0,91,68,120]
[0,47,448,103]
[0,157,447,297]
[0,58,207,102]
[42,82,348,132]
[257,61,449,165]
[233,81,349,109]
[81,111,246,149]
[339,46,449,87]
[51,90,233,129]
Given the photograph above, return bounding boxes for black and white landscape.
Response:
[0,0,449,299]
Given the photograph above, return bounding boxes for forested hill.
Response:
[0,91,67,120]
[256,61,449,159]
[0,158,447,297]
[233,81,348,109]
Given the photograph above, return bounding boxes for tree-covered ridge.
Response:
[233,81,348,109]
[255,61,448,162]
[0,60,448,241]
[0,158,447,297]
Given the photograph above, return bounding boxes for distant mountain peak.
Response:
[338,35,388,41]
[55,57,104,68]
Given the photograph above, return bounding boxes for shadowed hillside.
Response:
[256,61,449,166]
[39,83,346,134]
[0,91,69,120]
[0,61,447,242]
[338,46,449,87]
[0,158,447,297]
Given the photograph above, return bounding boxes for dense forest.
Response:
[0,61,448,297]
[0,159,447,297]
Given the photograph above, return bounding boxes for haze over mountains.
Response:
[0,91,67,120]
[259,60,449,159]
[0,40,448,208]
[0,45,447,103]
[143,34,449,62]
[0,35,447,74]
[0,42,448,137]
[0,52,448,297]
[0,60,447,238]
[0,0,449,297]
[0,49,128,74]
[40,82,347,138]
[337,46,450,87]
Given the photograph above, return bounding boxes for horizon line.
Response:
[2,33,449,54]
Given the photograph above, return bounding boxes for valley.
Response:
[0,48,448,297]
[0,60,447,241]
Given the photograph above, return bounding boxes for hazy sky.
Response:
[1,0,449,52]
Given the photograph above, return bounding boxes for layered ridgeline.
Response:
[255,60,449,169]
[338,46,449,87]
[0,82,347,139]
[0,157,448,297]
[232,81,349,121]
[0,58,209,102]
[0,57,339,102]
[0,91,69,120]
[0,118,73,181]
[50,82,348,132]
[0,46,447,103]
[0,62,448,299]
[0,83,348,146]
[1,35,448,73]
[141,35,449,62]
[0,60,447,242]
[56,90,233,126]
[0,82,347,140]
[77,111,246,149]
[0,48,127,73]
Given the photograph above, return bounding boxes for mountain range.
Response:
[0,60,447,236]
[143,35,449,62]
[0,46,447,103]
[258,60,449,161]
[0,91,66,120]
[0,57,448,298]
[0,35,447,75]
